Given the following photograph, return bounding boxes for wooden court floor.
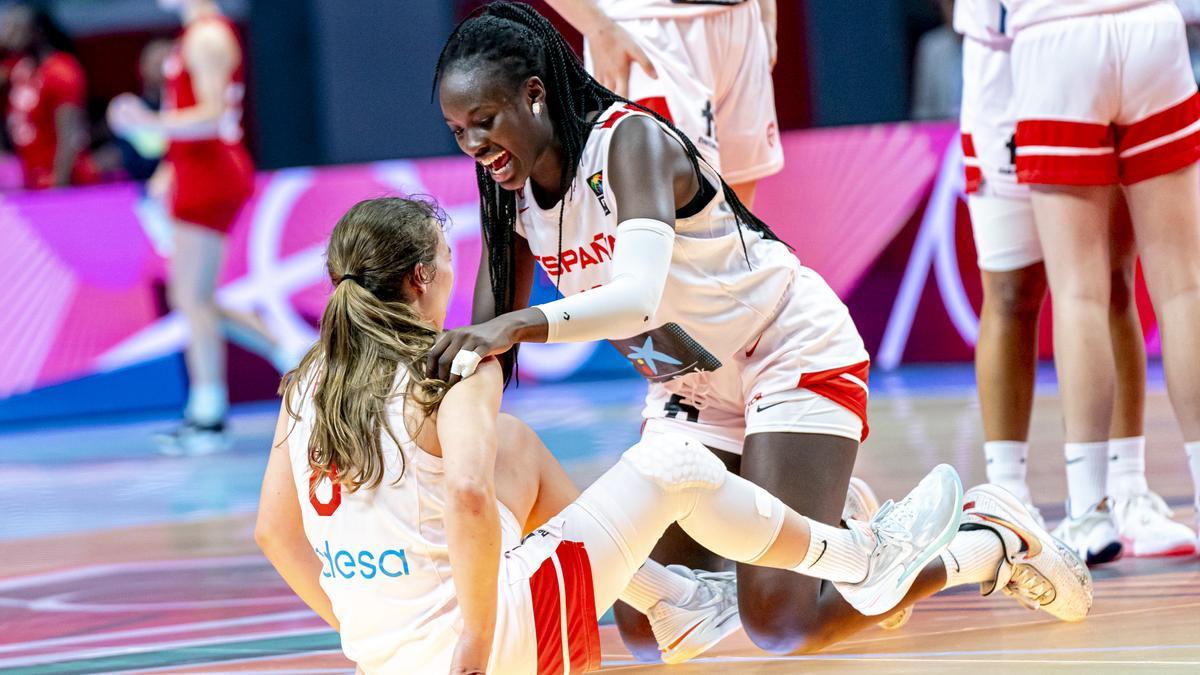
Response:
[1,368,1197,673]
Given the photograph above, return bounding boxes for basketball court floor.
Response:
[1,364,1197,673]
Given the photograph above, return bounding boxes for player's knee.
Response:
[741,611,831,655]
[613,603,662,662]
[620,432,726,493]
[986,270,1045,319]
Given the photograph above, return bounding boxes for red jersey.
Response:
[5,52,98,189]
[162,15,247,149]
[161,15,254,233]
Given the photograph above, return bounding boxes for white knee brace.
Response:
[621,433,727,493]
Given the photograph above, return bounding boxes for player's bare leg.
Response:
[160,221,231,454]
[1122,164,1200,549]
[976,263,1046,498]
[1107,202,1146,443]
[1123,164,1200,441]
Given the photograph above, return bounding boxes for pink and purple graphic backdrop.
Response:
[0,122,1162,418]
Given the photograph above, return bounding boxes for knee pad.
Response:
[621,433,726,493]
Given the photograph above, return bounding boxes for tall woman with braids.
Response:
[256,196,970,674]
[427,1,1079,661]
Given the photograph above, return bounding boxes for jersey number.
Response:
[310,465,341,516]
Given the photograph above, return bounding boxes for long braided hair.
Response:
[435,1,784,383]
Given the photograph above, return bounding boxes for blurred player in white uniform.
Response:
[958,0,1197,561]
[1004,0,1200,555]
[545,0,783,207]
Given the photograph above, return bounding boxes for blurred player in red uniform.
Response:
[0,3,97,189]
[109,0,289,454]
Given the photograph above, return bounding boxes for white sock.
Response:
[984,441,1032,504]
[1186,441,1200,513]
[1107,436,1148,498]
[619,560,698,613]
[940,529,1004,590]
[794,520,870,583]
[185,382,228,426]
[1065,441,1109,519]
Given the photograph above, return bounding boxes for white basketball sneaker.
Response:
[1052,498,1123,565]
[648,566,741,664]
[835,464,963,617]
[843,477,913,630]
[1110,490,1198,558]
[961,484,1093,622]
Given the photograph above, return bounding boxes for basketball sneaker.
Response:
[155,420,233,456]
[961,484,1093,622]
[835,464,963,617]
[1111,490,1198,557]
[1052,498,1123,565]
[843,477,913,630]
[648,566,741,664]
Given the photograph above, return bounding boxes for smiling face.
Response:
[439,61,555,192]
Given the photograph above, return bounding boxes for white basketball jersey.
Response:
[286,375,523,673]
[515,102,797,385]
[955,0,1013,44]
[1001,0,1160,31]
[596,0,744,20]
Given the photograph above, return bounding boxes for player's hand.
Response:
[427,318,517,385]
[586,20,657,98]
[761,9,778,69]
[449,633,490,674]
[106,92,155,136]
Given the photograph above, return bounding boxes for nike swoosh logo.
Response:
[744,335,763,358]
[518,207,529,214]
[756,401,787,413]
[808,540,828,567]
[666,619,705,651]
[1065,457,1086,465]
[974,512,1044,559]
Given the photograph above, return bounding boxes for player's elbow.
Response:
[446,478,494,516]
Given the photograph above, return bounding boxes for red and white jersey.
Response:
[596,0,745,21]
[286,373,525,673]
[516,102,823,384]
[1001,0,1160,31]
[954,0,1012,45]
[163,15,246,146]
[4,52,97,189]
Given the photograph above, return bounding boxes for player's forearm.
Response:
[257,531,340,630]
[759,0,777,24]
[52,107,87,187]
[445,483,501,664]
[154,106,223,140]
[544,0,617,36]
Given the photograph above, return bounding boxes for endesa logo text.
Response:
[315,540,410,580]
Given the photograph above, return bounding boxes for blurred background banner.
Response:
[4,119,1103,425]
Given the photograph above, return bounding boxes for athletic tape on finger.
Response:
[449,349,483,379]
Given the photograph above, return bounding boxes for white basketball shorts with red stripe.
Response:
[494,518,602,675]
[1011,0,1200,185]
[642,263,871,453]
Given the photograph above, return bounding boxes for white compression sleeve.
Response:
[534,218,674,342]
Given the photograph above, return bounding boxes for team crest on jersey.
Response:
[587,171,611,215]
[610,323,722,383]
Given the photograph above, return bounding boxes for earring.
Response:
[532,101,544,115]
